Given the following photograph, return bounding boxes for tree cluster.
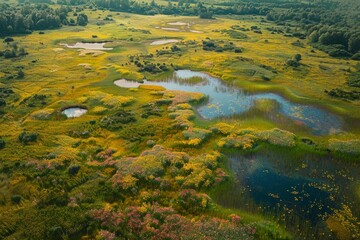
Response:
[0,2,88,35]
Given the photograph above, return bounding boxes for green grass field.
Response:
[1,8,360,240]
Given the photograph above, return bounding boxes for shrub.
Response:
[4,37,14,43]
[4,49,16,58]
[48,226,63,240]
[234,48,242,53]
[100,109,136,130]
[17,69,25,79]
[0,138,5,149]
[286,59,300,67]
[180,128,212,147]
[294,54,302,61]
[0,98,6,107]
[176,189,210,214]
[347,71,360,88]
[328,139,360,155]
[351,53,360,60]
[18,131,38,144]
[326,88,360,100]
[328,49,351,58]
[217,134,257,149]
[11,195,21,204]
[68,165,81,175]
[256,128,296,147]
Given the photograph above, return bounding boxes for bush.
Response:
[11,195,21,204]
[48,226,63,240]
[18,131,38,144]
[177,189,210,214]
[0,98,6,107]
[4,37,14,43]
[234,48,242,53]
[17,69,25,79]
[347,71,360,88]
[326,88,360,100]
[68,165,81,175]
[351,53,360,60]
[100,109,136,130]
[4,49,16,59]
[286,59,300,67]
[0,138,5,149]
[328,49,351,58]
[294,54,302,61]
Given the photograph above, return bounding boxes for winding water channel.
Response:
[115,70,344,135]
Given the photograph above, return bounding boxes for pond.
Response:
[189,30,203,33]
[114,70,344,135]
[212,149,360,238]
[150,39,179,45]
[167,21,189,26]
[62,107,87,118]
[160,27,180,31]
[60,42,113,50]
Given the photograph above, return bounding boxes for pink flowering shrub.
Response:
[176,189,211,214]
[98,230,116,240]
[91,205,256,240]
[91,209,125,230]
[110,146,226,192]
[87,148,118,167]
[179,128,212,147]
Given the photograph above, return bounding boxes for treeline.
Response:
[0,2,88,35]
[62,0,268,18]
[264,0,360,59]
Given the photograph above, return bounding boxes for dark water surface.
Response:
[213,149,360,238]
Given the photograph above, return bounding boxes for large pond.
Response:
[212,149,360,238]
[115,70,344,135]
[62,107,87,118]
[60,42,113,50]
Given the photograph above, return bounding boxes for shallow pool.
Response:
[62,107,87,118]
[60,42,113,50]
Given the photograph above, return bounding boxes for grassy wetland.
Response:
[0,0,360,239]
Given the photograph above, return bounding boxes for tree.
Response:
[0,138,5,149]
[294,54,302,61]
[17,69,25,79]
[68,165,81,175]
[348,35,360,54]
[0,99,5,107]
[76,13,88,26]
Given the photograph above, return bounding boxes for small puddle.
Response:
[167,22,188,26]
[114,79,148,88]
[60,42,113,50]
[62,107,87,118]
[150,39,179,45]
[161,27,180,31]
[189,30,203,33]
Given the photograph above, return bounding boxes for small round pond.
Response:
[62,107,87,118]
[114,70,345,135]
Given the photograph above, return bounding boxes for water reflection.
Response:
[114,70,343,135]
[213,149,360,238]
[62,107,87,118]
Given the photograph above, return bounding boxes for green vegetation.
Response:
[0,0,359,239]
[0,2,88,35]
